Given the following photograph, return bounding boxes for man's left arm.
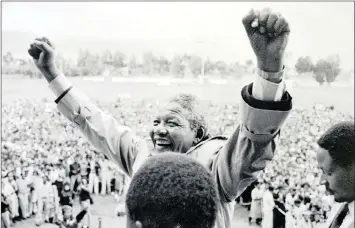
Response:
[212,8,292,202]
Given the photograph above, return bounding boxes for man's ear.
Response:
[193,127,205,145]
[135,221,143,228]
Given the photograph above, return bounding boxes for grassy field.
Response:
[2,76,354,115]
[2,76,353,228]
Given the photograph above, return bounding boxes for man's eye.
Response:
[153,120,159,126]
[321,169,331,176]
[167,122,178,127]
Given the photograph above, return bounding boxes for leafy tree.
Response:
[170,55,181,77]
[157,56,170,75]
[77,49,90,67]
[128,55,137,75]
[102,50,113,65]
[312,59,327,85]
[143,52,154,75]
[3,52,14,65]
[245,59,254,73]
[204,59,214,75]
[295,56,313,75]
[112,51,126,68]
[324,55,341,83]
[229,61,245,78]
[189,55,202,77]
[312,55,341,85]
[245,59,253,68]
[216,60,228,78]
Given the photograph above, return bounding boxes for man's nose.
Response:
[319,174,326,185]
[154,124,168,135]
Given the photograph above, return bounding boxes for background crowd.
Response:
[1,98,353,228]
[1,99,128,227]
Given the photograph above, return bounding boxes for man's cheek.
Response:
[149,130,154,141]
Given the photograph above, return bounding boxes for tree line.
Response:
[294,55,342,85]
[2,50,253,79]
[2,50,349,85]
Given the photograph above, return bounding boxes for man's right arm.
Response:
[47,75,149,177]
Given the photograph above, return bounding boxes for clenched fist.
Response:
[28,37,59,82]
[243,8,290,72]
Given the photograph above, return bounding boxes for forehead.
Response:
[316,147,333,170]
[156,102,188,119]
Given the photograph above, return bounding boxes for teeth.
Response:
[156,140,170,145]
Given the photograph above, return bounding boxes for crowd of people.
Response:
[1,99,128,227]
[237,105,351,228]
[1,98,352,228]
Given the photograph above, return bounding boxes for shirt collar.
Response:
[348,201,354,218]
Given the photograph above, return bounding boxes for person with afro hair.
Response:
[126,152,218,228]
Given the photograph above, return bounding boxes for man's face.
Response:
[63,209,72,219]
[8,175,14,182]
[316,147,355,203]
[149,102,197,154]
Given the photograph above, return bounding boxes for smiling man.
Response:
[316,121,354,228]
[28,8,292,228]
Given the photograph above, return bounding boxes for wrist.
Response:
[40,65,62,83]
[257,57,284,73]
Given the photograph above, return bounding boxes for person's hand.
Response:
[28,37,60,82]
[242,8,290,72]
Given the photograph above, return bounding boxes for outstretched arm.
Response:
[28,40,149,177]
[212,8,292,201]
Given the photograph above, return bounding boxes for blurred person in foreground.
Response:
[16,171,31,219]
[262,185,275,228]
[250,182,263,225]
[316,121,354,228]
[1,194,11,228]
[78,178,93,228]
[28,8,292,228]
[59,205,88,228]
[35,175,52,225]
[272,193,286,228]
[88,154,100,195]
[126,152,217,228]
[69,154,81,193]
[2,173,20,223]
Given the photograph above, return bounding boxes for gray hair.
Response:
[169,93,210,140]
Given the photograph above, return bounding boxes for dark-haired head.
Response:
[126,152,218,228]
[304,196,311,204]
[316,121,355,203]
[149,94,210,154]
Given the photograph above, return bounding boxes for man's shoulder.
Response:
[185,135,228,167]
[188,135,228,153]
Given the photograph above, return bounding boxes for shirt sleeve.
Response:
[252,68,286,102]
[48,76,150,177]
[211,68,292,202]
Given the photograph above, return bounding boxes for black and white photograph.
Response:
[1,2,354,228]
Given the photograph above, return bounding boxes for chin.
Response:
[154,148,171,154]
[154,144,176,153]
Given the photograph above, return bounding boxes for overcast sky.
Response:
[2,2,354,69]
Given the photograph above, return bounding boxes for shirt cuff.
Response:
[49,75,72,98]
[252,67,286,102]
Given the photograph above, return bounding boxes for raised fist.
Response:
[28,37,59,82]
[242,8,290,72]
